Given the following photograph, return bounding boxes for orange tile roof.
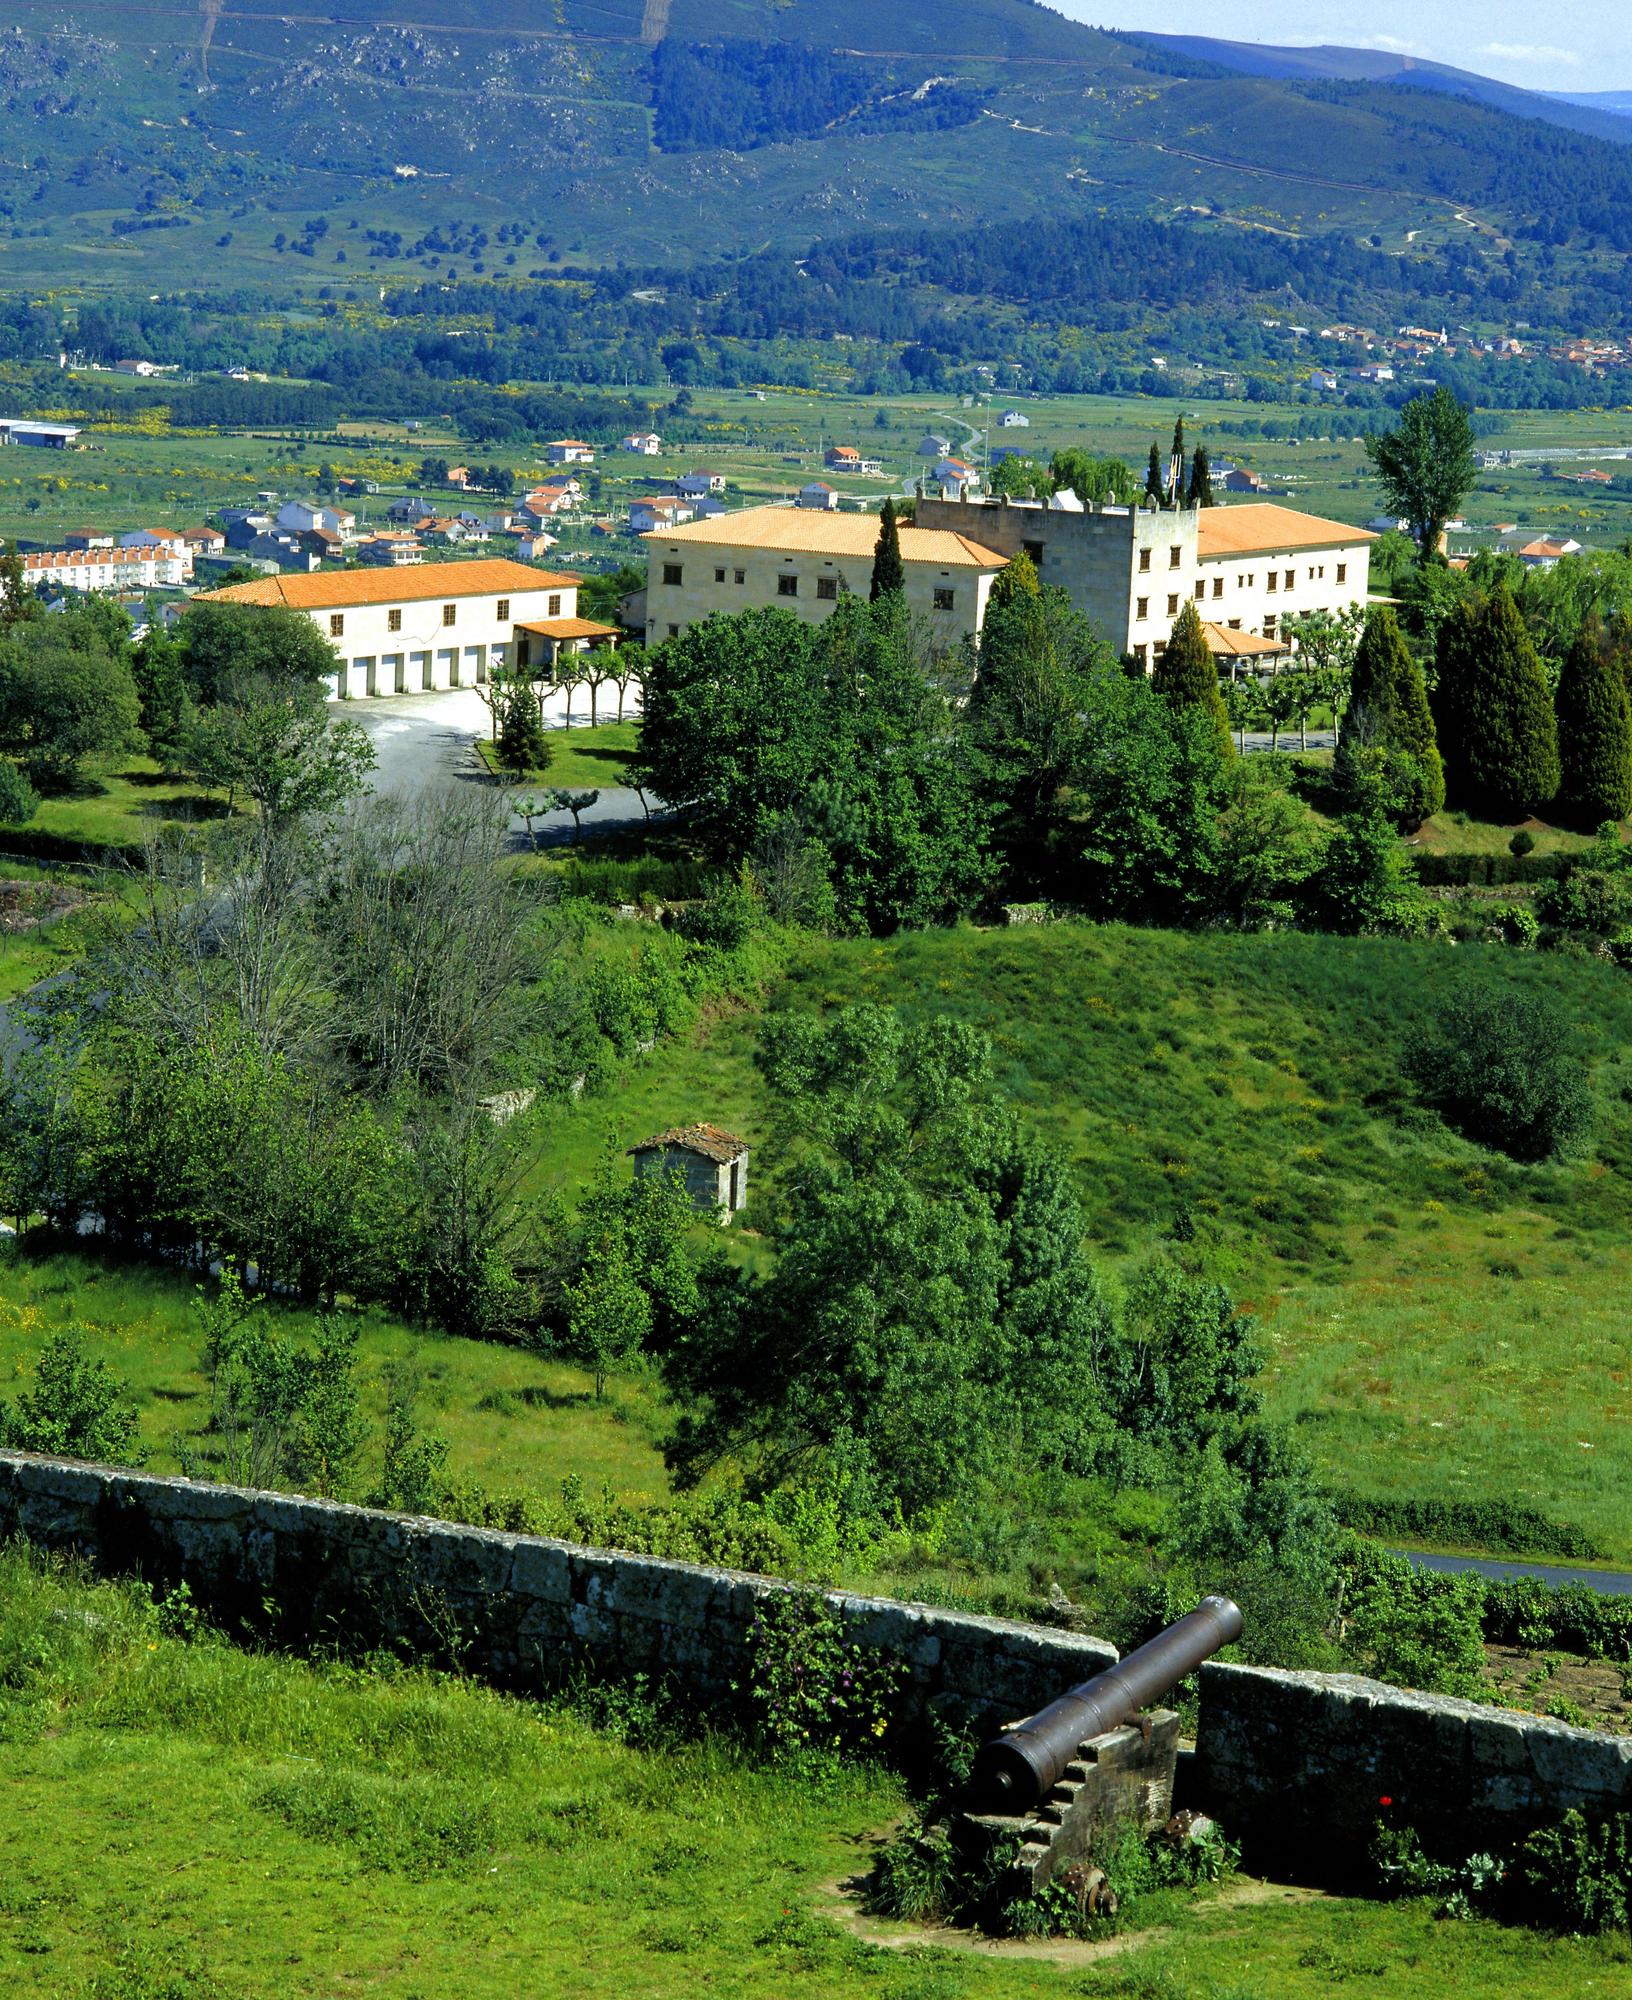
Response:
[1197,503,1378,559]
[643,504,1006,569]
[515,616,620,641]
[196,559,577,610]
[1202,622,1291,658]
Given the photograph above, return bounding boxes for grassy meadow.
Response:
[6,917,1632,1562]
[0,1547,1625,2000]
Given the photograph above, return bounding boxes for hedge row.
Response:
[1334,1494,1608,1563]
[1409,852,1571,888]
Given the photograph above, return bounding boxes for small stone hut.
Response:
[630,1124,749,1218]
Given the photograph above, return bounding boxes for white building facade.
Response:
[198,559,592,700]
[640,506,1006,648]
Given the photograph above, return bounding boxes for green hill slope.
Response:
[7,0,1632,303]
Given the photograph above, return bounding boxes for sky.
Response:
[1047,1,1625,95]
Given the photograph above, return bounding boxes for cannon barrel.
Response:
[970,1595,1242,1814]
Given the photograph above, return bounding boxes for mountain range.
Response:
[5,0,1632,320]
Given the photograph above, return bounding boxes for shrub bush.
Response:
[1404,984,1593,1160]
[1331,1495,1606,1563]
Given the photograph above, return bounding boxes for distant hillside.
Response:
[5,0,1632,333]
[1126,34,1632,147]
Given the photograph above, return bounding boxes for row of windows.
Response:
[1136,545,1185,573]
[662,560,955,611]
[325,594,561,641]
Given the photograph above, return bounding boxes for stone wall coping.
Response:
[0,1450,1118,1665]
[1200,1659,1632,1751]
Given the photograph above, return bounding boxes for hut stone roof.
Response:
[629,1123,748,1165]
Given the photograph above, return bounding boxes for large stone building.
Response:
[198,559,618,699]
[911,495,1375,667]
[639,505,1006,646]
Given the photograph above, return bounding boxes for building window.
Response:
[496,599,510,622]
[1228,618,1242,630]
[1138,548,1151,573]
[1336,563,1348,584]
[1169,545,1182,569]
[817,577,839,601]
[1267,572,1278,593]
[329,614,344,638]
[667,623,679,638]
[442,604,456,627]
[1022,540,1045,565]
[662,564,682,588]
[387,609,402,632]
[1286,570,1296,590]
[778,573,798,597]
[1135,596,1149,620]
[548,594,562,616]
[715,567,726,584]
[1264,614,1278,638]
[1163,594,1176,617]
[1134,644,1149,668]
[734,569,746,585]
[933,587,955,611]
[1212,577,1224,598]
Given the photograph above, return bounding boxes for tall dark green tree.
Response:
[1170,416,1186,500]
[869,497,905,602]
[1342,605,1444,824]
[1152,599,1231,758]
[1364,386,1479,564]
[1433,584,1561,816]
[1186,443,1215,508]
[987,550,1041,609]
[1555,616,1632,826]
[0,541,35,629]
[1144,442,1165,506]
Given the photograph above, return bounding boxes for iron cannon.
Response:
[970,1594,1243,1815]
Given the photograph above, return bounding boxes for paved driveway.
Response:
[344,685,658,847]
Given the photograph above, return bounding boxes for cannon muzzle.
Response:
[970,1594,1242,1814]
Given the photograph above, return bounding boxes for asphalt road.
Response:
[1395,1550,1632,1596]
[344,684,658,847]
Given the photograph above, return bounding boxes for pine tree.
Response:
[1152,599,1232,757]
[1186,443,1215,508]
[870,497,905,601]
[1144,443,1164,507]
[988,549,1041,609]
[1556,616,1632,826]
[1433,584,1560,817]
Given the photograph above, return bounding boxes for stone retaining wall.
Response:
[0,1451,1116,1727]
[1195,1661,1632,1859]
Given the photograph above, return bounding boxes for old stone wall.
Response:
[1194,1661,1632,1861]
[0,1451,1116,1727]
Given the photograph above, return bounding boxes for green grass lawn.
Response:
[477,719,641,793]
[1,1548,1624,2000]
[1,758,246,857]
[0,1251,672,1506]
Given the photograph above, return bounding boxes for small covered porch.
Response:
[514,616,621,680]
[1202,621,1294,682]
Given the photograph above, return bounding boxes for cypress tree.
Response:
[1153,599,1232,757]
[1344,605,1444,823]
[1186,443,1215,508]
[870,497,905,602]
[1433,583,1560,817]
[988,549,1041,609]
[1171,416,1185,500]
[1556,615,1632,826]
[1144,443,1164,507]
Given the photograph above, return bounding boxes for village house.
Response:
[114,358,159,378]
[824,444,884,475]
[357,534,425,567]
[64,529,115,552]
[445,467,472,489]
[545,440,595,466]
[621,432,663,455]
[630,496,695,534]
[999,410,1031,428]
[389,496,436,526]
[1222,468,1270,494]
[197,558,612,699]
[917,432,952,458]
[933,456,980,498]
[796,482,841,511]
[275,501,356,540]
[21,545,190,591]
[639,505,1006,646]
[183,527,227,558]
